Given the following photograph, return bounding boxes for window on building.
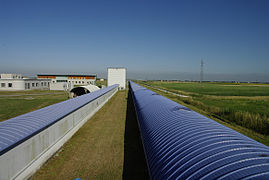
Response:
[8,83,12,87]
[36,83,38,86]
[75,81,77,83]
[25,83,30,89]
[41,82,43,86]
[32,83,35,87]
[1,83,5,87]
[56,80,67,82]
[82,81,84,84]
[79,81,81,84]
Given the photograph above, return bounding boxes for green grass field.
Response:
[138,81,269,137]
[147,81,269,96]
[96,79,107,87]
[0,90,69,122]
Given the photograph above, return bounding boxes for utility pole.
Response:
[200,59,204,86]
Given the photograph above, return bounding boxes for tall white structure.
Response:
[107,68,126,90]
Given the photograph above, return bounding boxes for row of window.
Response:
[56,80,68,82]
[68,77,91,79]
[1,83,12,88]
[71,81,93,84]
[0,82,49,88]
[25,82,50,89]
[52,80,94,84]
[30,82,49,87]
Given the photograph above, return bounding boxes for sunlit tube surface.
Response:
[129,81,269,180]
[0,84,118,155]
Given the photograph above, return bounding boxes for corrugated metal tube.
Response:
[129,81,269,180]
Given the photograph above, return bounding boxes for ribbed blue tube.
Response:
[129,81,269,180]
[0,84,118,155]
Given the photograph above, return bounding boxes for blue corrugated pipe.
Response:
[129,81,269,180]
[0,84,118,155]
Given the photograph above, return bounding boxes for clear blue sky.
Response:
[1,0,269,81]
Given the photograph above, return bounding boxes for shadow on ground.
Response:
[122,90,150,180]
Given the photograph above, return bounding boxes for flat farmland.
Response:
[138,81,269,142]
[147,81,269,96]
[0,90,69,122]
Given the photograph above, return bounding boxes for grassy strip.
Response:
[136,82,269,146]
[142,81,269,136]
[32,91,127,179]
[0,91,68,122]
[0,90,62,95]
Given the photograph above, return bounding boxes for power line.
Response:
[200,59,204,86]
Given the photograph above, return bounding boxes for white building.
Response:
[107,68,126,90]
[37,74,97,87]
[0,73,22,79]
[0,79,51,91]
[50,82,73,91]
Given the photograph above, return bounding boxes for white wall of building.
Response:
[0,80,25,90]
[107,68,126,90]
[38,75,97,86]
[0,79,50,91]
[50,82,73,91]
[0,73,22,79]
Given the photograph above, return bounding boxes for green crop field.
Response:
[137,81,269,142]
[147,81,269,96]
[0,90,69,122]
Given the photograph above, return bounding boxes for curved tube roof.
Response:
[129,81,269,180]
[0,84,118,155]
